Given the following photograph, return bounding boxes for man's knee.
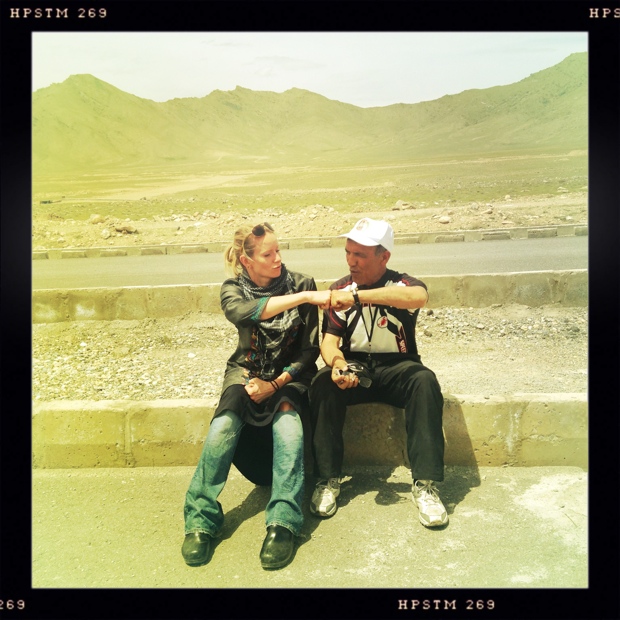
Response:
[418,368,440,388]
[399,366,440,390]
[395,367,443,413]
[309,367,335,398]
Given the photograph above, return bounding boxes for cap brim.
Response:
[338,231,379,247]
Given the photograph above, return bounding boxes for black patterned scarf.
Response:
[239,265,301,379]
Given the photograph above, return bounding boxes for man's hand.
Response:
[308,289,332,310]
[331,360,359,390]
[330,289,355,311]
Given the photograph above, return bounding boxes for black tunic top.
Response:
[213,270,320,485]
[217,269,320,412]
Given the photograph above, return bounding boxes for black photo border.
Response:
[1,1,619,619]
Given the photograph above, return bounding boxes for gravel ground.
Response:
[32,304,588,401]
[32,190,588,400]
[32,193,587,250]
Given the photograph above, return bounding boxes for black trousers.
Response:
[309,360,445,482]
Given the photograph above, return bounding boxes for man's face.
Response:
[344,239,390,286]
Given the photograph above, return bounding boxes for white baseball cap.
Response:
[339,218,394,252]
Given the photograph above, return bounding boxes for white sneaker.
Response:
[310,478,340,517]
[412,479,449,528]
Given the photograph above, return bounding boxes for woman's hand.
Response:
[307,289,332,310]
[330,289,355,310]
[260,288,331,319]
[244,377,276,403]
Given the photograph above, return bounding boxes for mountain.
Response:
[32,53,587,176]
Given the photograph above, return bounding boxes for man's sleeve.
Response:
[399,272,428,291]
[322,278,355,337]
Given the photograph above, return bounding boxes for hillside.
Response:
[32,53,587,176]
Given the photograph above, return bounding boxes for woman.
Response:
[182,222,330,570]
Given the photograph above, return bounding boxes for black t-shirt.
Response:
[323,268,427,364]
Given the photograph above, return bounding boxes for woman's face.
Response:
[241,231,282,286]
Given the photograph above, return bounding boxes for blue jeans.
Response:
[184,408,305,537]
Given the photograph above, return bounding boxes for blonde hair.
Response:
[224,222,275,276]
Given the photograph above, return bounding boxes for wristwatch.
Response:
[351,283,360,305]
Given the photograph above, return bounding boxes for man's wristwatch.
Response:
[351,283,360,305]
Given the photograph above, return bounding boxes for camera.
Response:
[337,361,372,388]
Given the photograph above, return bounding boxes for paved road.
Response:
[31,464,588,591]
[32,236,587,290]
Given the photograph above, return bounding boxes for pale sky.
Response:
[32,32,587,108]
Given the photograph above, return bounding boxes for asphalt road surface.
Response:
[32,236,588,290]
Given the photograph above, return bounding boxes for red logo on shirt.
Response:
[377,316,388,328]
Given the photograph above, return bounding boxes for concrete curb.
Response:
[32,394,587,470]
[32,269,588,323]
[31,223,588,260]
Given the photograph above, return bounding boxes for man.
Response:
[309,218,448,528]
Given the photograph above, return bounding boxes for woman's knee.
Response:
[273,409,303,441]
[208,410,243,441]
